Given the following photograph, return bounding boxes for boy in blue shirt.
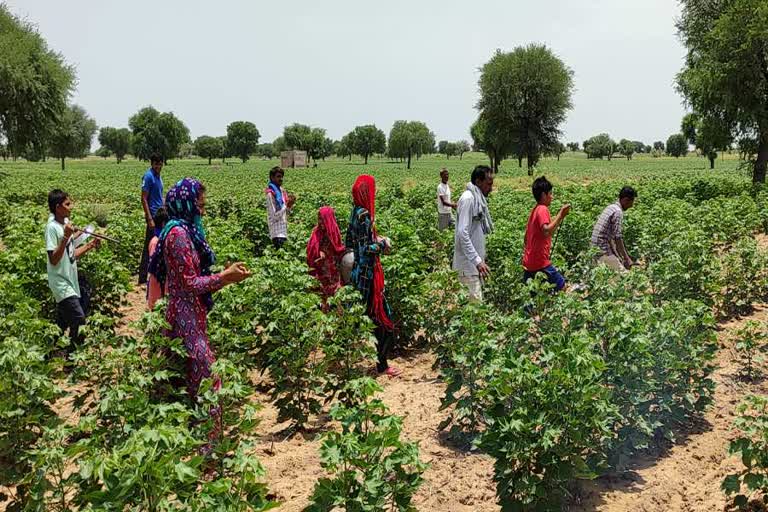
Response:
[139,154,164,284]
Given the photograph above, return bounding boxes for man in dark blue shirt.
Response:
[138,154,164,284]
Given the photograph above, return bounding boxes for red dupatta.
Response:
[307,206,346,297]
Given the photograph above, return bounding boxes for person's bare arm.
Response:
[142,191,154,228]
[75,239,100,259]
[48,224,76,266]
[615,238,632,266]
[542,204,571,237]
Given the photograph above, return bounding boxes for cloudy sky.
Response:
[9,0,688,145]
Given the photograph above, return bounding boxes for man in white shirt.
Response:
[437,168,456,231]
[266,166,295,249]
[452,165,494,301]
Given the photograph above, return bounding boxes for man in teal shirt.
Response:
[46,189,100,345]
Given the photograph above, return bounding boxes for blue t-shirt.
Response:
[142,169,164,216]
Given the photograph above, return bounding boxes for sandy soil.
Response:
[755,233,768,253]
[115,285,148,337]
[249,349,498,512]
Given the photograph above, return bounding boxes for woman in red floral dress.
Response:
[148,178,250,436]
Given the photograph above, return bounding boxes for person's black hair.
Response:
[532,176,553,202]
[48,189,69,214]
[619,186,637,200]
[269,166,284,179]
[150,154,163,165]
[152,206,169,229]
[470,165,492,185]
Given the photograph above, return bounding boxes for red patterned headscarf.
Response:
[351,175,393,331]
[307,206,346,297]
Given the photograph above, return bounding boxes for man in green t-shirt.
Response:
[45,190,100,344]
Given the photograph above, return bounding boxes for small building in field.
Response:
[280,150,307,168]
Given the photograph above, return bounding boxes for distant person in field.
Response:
[146,206,169,310]
[437,168,456,231]
[452,165,494,302]
[307,206,347,312]
[591,186,637,273]
[148,177,250,450]
[266,166,295,250]
[139,154,164,285]
[522,176,570,291]
[346,174,401,377]
[45,189,101,346]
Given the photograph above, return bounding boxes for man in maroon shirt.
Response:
[522,176,570,291]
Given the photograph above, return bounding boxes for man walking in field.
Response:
[139,154,164,284]
[591,186,636,272]
[437,168,456,231]
[266,166,295,249]
[453,165,494,302]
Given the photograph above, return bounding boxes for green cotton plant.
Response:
[715,238,768,319]
[723,395,768,510]
[378,214,437,347]
[304,378,428,512]
[22,424,73,512]
[480,329,618,511]
[734,320,767,382]
[436,302,529,440]
[265,289,332,430]
[27,308,277,512]
[0,275,62,505]
[571,270,717,465]
[321,287,378,406]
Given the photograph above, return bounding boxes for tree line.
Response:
[2,2,766,178]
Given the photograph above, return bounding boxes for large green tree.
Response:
[308,128,329,163]
[387,120,435,169]
[128,106,190,162]
[49,104,97,170]
[336,134,353,161]
[347,124,386,164]
[681,113,732,169]
[471,115,516,171]
[617,139,635,160]
[272,136,287,156]
[676,0,768,182]
[456,140,471,159]
[226,121,260,163]
[666,133,689,158]
[257,142,274,159]
[476,45,574,174]
[98,127,131,163]
[193,135,223,165]
[0,5,76,159]
[282,123,327,164]
[218,135,232,163]
[583,134,615,160]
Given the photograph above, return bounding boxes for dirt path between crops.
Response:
[249,349,498,512]
[573,305,768,512]
[96,288,768,512]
